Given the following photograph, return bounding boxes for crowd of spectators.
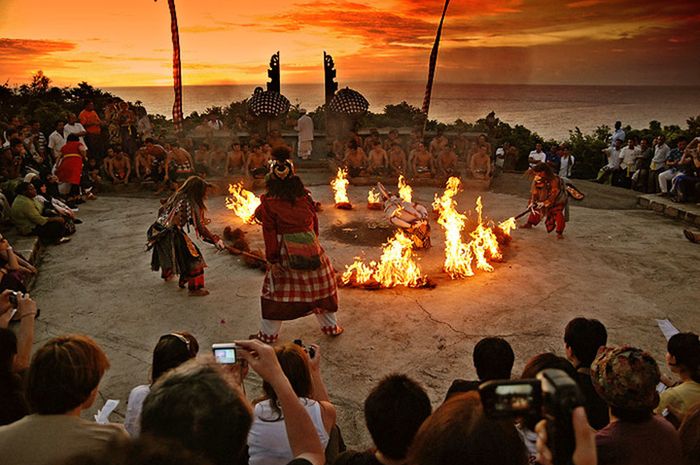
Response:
[1,299,698,465]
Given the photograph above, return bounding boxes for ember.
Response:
[331,168,352,209]
[225,183,261,224]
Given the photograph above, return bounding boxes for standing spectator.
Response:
[596,139,623,185]
[658,138,687,196]
[10,182,68,245]
[295,109,314,161]
[559,145,575,179]
[335,374,431,465]
[546,145,561,174]
[445,336,514,401]
[117,101,137,155]
[248,343,335,465]
[564,317,610,430]
[79,101,104,161]
[618,138,641,187]
[0,335,127,465]
[631,138,653,192]
[29,121,46,155]
[63,113,87,148]
[657,332,700,420]
[0,291,38,426]
[124,332,199,437]
[611,121,626,148]
[528,143,546,169]
[56,134,86,202]
[592,346,684,465]
[135,107,153,142]
[648,135,670,193]
[47,120,66,163]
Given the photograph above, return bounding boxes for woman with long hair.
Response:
[146,176,224,296]
[253,147,342,342]
[522,162,568,238]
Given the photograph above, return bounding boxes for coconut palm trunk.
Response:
[421,0,450,133]
[156,0,184,133]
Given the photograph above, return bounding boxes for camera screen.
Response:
[494,384,534,412]
[213,348,236,364]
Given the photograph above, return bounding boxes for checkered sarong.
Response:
[261,240,338,321]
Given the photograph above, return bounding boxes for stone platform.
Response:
[637,194,700,226]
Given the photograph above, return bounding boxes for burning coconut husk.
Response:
[341,230,434,289]
[226,183,261,224]
[222,226,267,270]
[432,177,516,279]
[331,168,352,209]
[367,188,383,210]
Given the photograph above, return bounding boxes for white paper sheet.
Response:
[94,399,119,424]
[656,319,680,341]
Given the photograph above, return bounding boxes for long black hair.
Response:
[266,146,306,204]
[669,332,700,383]
[162,176,210,212]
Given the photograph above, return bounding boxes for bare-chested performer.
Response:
[225,141,246,175]
[245,143,269,179]
[470,145,492,180]
[194,143,211,176]
[166,141,195,187]
[438,145,459,177]
[454,131,469,159]
[367,140,388,176]
[363,128,381,154]
[208,143,228,175]
[267,129,287,150]
[430,128,449,156]
[388,142,408,176]
[412,142,434,178]
[107,148,132,184]
[383,129,402,152]
[134,146,154,181]
[343,139,368,177]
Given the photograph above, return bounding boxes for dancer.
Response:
[254,147,342,343]
[146,176,225,296]
[523,162,568,238]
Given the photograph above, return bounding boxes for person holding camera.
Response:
[253,146,342,343]
[0,290,37,426]
[124,332,199,437]
[248,342,335,465]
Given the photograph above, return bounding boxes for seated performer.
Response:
[253,146,343,343]
[165,141,195,187]
[246,143,270,179]
[438,145,459,177]
[411,142,434,178]
[343,139,367,177]
[225,141,246,175]
[388,143,408,176]
[523,162,568,239]
[134,146,154,181]
[367,140,388,176]
[469,145,492,180]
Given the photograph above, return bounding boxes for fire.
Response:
[368,188,382,204]
[226,183,261,224]
[331,168,350,205]
[432,177,515,279]
[398,175,412,203]
[341,231,428,288]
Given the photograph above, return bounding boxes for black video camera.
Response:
[293,339,316,359]
[479,368,584,465]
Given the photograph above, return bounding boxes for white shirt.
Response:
[495,147,505,167]
[63,122,86,146]
[248,398,329,465]
[619,146,641,170]
[296,114,314,142]
[47,130,66,160]
[603,147,622,169]
[559,155,575,177]
[651,144,670,170]
[124,384,150,437]
[206,119,223,130]
[528,150,546,167]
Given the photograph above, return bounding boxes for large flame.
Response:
[398,175,412,203]
[331,168,350,204]
[342,231,427,288]
[368,188,382,204]
[432,177,515,279]
[226,183,261,224]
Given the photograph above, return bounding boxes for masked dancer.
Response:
[523,162,568,238]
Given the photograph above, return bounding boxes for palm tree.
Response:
[155,0,184,133]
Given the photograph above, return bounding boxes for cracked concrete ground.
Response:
[28,174,700,448]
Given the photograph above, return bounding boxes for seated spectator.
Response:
[596,139,623,185]
[70,436,212,465]
[591,346,684,465]
[248,343,335,465]
[670,137,700,202]
[0,291,37,426]
[10,182,69,245]
[141,339,326,465]
[0,334,126,464]
[0,233,35,292]
[124,332,199,437]
[30,175,79,228]
[657,332,700,420]
[679,404,700,465]
[408,391,527,465]
[445,336,514,401]
[517,353,578,462]
[631,137,653,192]
[658,138,687,196]
[564,317,610,429]
[618,138,640,187]
[335,374,431,465]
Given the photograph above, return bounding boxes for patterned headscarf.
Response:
[591,345,660,410]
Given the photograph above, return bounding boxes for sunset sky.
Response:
[1,0,699,87]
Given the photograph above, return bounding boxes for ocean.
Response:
[106,82,700,140]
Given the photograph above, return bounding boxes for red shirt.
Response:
[79,110,101,135]
[255,193,319,263]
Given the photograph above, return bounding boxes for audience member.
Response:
[657,332,700,420]
[679,404,700,465]
[335,374,431,465]
[658,138,687,196]
[591,346,684,465]
[610,121,625,148]
[631,138,653,191]
[69,436,213,465]
[124,332,199,437]
[617,138,640,187]
[0,334,127,465]
[648,135,670,193]
[63,113,87,148]
[445,336,514,401]
[559,145,575,179]
[79,101,104,161]
[564,317,610,429]
[10,182,69,245]
[47,120,66,163]
[596,139,622,185]
[528,143,546,169]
